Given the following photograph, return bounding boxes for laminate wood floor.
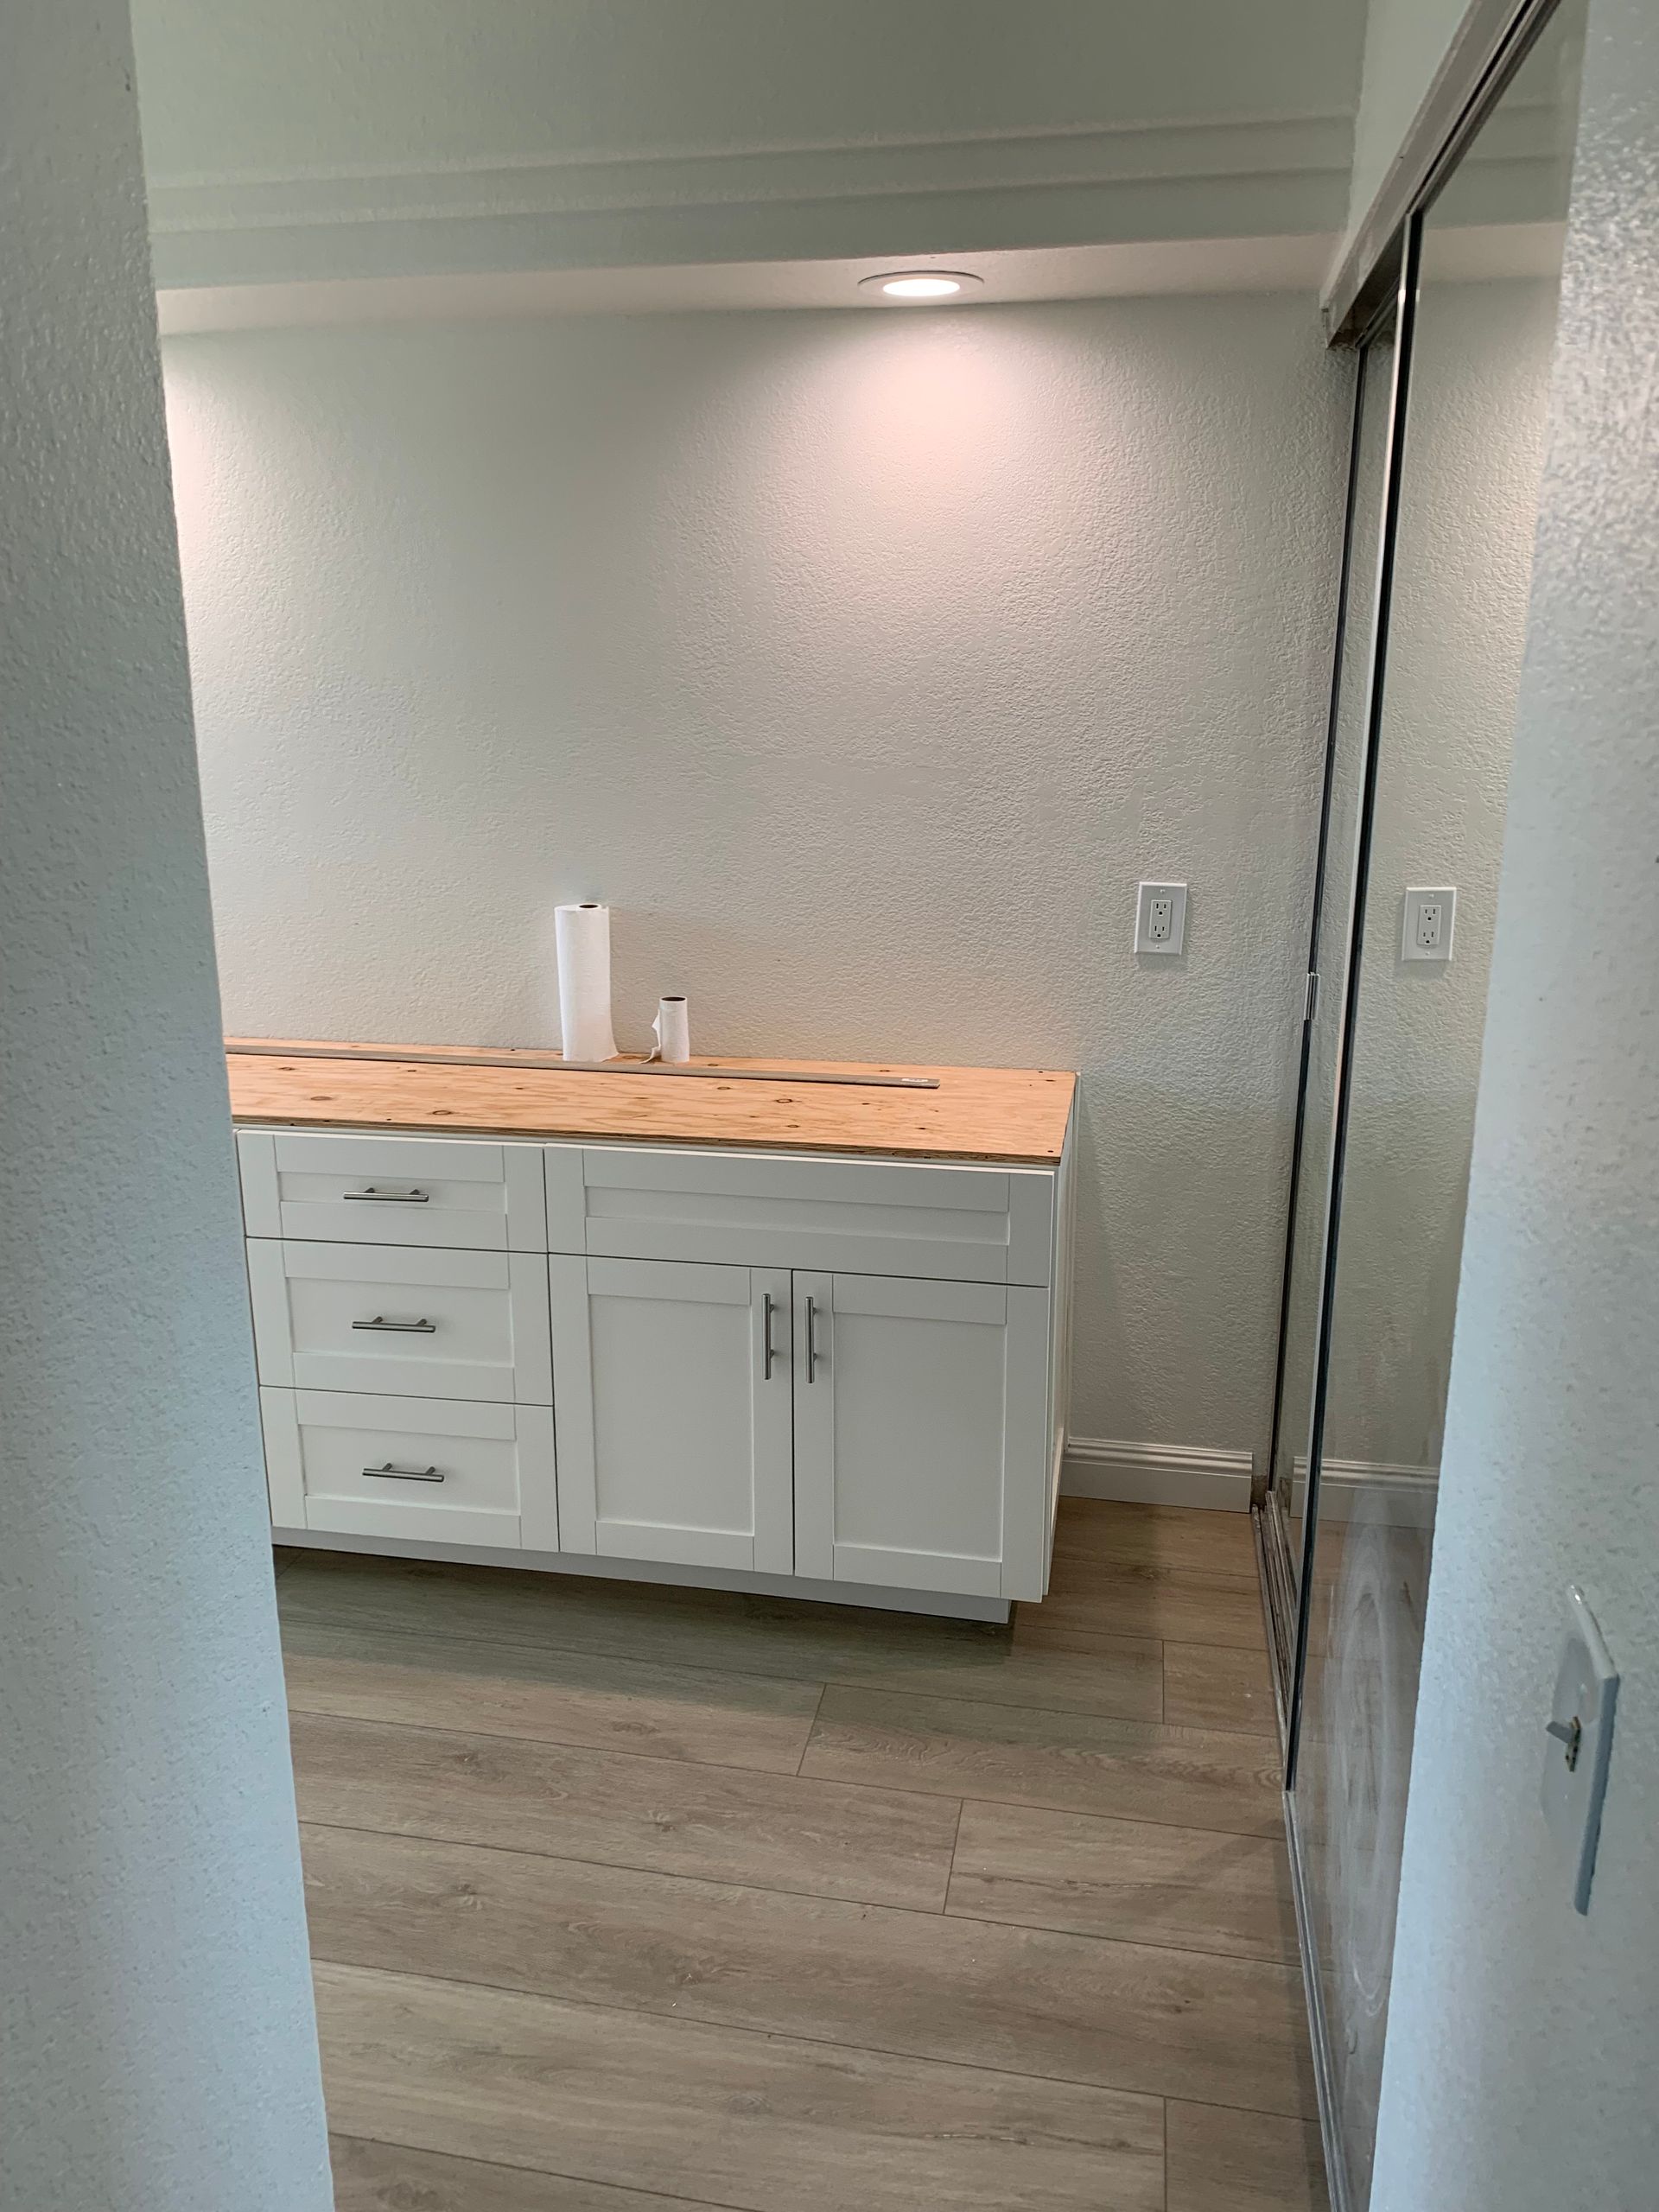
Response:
[281,1498,1328,2211]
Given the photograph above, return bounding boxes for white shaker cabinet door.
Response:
[791,1272,1049,1601]
[549,1255,793,1573]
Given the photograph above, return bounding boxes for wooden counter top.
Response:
[226,1039,1075,1166]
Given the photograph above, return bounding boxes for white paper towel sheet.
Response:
[554,902,618,1061]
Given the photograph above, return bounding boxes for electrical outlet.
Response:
[1135,881,1187,956]
[1402,886,1456,963]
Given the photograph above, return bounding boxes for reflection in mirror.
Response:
[1290,4,1588,2206]
[1266,331,1395,1611]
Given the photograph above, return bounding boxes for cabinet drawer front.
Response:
[259,1388,556,1550]
[238,1129,545,1251]
[247,1240,551,1402]
[552,1144,1053,1285]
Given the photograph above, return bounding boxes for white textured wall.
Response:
[0,5,331,2206]
[1372,0,1659,2201]
[164,294,1349,1455]
[130,0,1365,285]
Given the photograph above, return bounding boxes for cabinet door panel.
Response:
[794,1273,1046,1600]
[550,1255,791,1573]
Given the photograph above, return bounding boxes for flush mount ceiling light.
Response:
[859,270,984,302]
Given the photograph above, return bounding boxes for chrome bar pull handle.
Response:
[804,1295,818,1383]
[343,1185,430,1204]
[362,1461,444,1484]
[352,1315,437,1333]
[761,1293,776,1380]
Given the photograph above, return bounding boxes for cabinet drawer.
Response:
[259,1388,556,1550]
[547,1143,1054,1285]
[247,1240,551,1402]
[238,1128,544,1251]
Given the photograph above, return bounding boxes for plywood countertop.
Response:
[226,1039,1076,1166]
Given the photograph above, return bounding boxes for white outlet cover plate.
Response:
[1541,1585,1619,1915]
[1135,881,1187,956]
[1402,885,1456,962]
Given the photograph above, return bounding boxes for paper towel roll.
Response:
[555,902,618,1062]
[651,995,690,1064]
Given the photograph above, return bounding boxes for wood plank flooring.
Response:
[282,1497,1328,2211]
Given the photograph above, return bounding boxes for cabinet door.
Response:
[792,1272,1048,1600]
[550,1255,792,1573]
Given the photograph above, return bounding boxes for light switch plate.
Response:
[1135,881,1187,956]
[1402,886,1456,962]
[1541,1585,1619,1914]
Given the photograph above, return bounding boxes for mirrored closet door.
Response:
[1261,324,1396,1660]
[1263,3,1589,2203]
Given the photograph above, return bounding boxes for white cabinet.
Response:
[548,1256,792,1573]
[791,1274,1049,1599]
[241,1114,1071,1615]
[547,1261,1049,1600]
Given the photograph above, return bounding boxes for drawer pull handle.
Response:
[352,1315,438,1333]
[761,1292,776,1380]
[343,1185,430,1205]
[804,1295,819,1383]
[362,1461,445,1484]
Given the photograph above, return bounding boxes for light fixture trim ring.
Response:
[859,269,985,301]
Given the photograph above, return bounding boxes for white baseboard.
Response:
[1061,1438,1255,1512]
[1289,1457,1438,1529]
